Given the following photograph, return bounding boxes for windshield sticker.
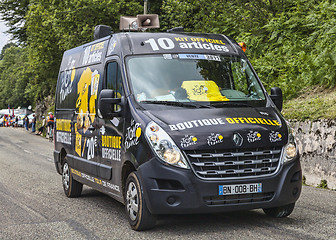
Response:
[125,120,142,149]
[226,117,280,126]
[178,54,221,61]
[207,133,224,146]
[181,135,198,148]
[169,118,225,131]
[163,54,173,60]
[247,131,262,143]
[269,131,282,142]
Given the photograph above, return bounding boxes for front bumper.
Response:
[137,156,302,214]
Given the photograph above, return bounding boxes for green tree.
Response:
[25,0,143,101]
[0,46,31,108]
[0,42,17,60]
[1,0,336,108]
[0,0,29,43]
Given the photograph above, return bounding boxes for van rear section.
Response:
[54,17,301,231]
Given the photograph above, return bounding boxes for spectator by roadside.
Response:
[24,115,29,131]
[36,116,46,135]
[47,112,54,139]
[31,114,36,133]
[15,116,18,127]
[6,116,10,127]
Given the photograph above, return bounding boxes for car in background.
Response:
[16,114,34,127]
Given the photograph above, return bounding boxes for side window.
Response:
[56,71,65,107]
[106,62,123,98]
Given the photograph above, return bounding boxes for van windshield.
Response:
[126,54,266,107]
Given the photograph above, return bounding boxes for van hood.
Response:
[144,107,288,151]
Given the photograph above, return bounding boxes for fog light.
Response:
[167,196,176,205]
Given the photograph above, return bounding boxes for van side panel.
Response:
[55,40,108,179]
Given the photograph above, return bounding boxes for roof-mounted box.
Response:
[93,25,113,40]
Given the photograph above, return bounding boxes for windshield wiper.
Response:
[140,100,209,108]
[211,102,252,108]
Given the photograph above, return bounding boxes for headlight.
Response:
[145,121,189,169]
[284,126,298,163]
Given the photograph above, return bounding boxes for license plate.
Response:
[219,183,262,195]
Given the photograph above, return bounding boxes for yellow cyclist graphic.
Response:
[75,67,100,156]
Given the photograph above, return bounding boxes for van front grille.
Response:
[185,146,282,179]
[204,192,274,206]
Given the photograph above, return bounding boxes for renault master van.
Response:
[54,15,302,230]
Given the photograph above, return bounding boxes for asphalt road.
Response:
[0,127,335,240]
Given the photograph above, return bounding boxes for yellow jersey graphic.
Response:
[181,80,229,102]
[75,67,100,157]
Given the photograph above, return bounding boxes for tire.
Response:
[125,172,156,231]
[263,202,295,218]
[62,159,83,198]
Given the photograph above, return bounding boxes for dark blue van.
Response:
[54,15,301,231]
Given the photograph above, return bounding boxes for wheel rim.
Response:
[62,163,70,190]
[126,181,139,221]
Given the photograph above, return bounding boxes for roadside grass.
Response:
[317,179,328,189]
[282,86,336,121]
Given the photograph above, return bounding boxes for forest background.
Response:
[0,0,335,120]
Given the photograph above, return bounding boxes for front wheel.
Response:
[125,172,156,231]
[263,203,295,218]
[62,159,83,198]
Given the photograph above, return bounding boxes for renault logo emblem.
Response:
[233,133,243,146]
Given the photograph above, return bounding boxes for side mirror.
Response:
[98,89,122,119]
[270,87,283,112]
